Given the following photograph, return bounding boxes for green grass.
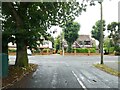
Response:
[94,64,120,77]
[118,62,120,64]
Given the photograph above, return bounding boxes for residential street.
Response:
[9,55,119,89]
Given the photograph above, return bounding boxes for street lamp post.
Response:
[62,29,65,56]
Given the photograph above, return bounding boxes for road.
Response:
[9,55,119,89]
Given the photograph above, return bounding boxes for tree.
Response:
[2,2,87,67]
[103,37,114,54]
[107,22,120,54]
[63,21,80,53]
[91,20,106,52]
[54,36,61,53]
[107,22,120,45]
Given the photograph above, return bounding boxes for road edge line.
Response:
[72,71,87,90]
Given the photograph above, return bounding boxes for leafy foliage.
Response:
[63,21,80,53]
[103,37,115,54]
[75,48,88,53]
[2,1,87,67]
[107,22,120,45]
[107,22,120,55]
[91,20,106,49]
[73,48,96,53]
[54,36,61,53]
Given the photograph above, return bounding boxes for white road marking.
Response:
[51,72,57,88]
[72,71,87,90]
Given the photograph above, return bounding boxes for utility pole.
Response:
[100,1,104,64]
[62,29,65,56]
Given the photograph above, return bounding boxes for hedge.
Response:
[42,49,50,53]
[89,48,96,53]
[109,47,114,53]
[9,49,16,52]
[34,50,41,53]
[77,48,88,53]
[104,47,114,54]
[73,48,96,53]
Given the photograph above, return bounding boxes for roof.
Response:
[76,35,91,41]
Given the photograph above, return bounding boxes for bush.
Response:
[9,49,16,52]
[115,51,120,56]
[42,49,50,53]
[89,48,96,53]
[34,50,41,53]
[104,47,115,54]
[57,50,60,54]
[115,46,120,55]
[109,47,114,53]
[75,48,88,53]
[115,46,120,52]
[73,48,96,53]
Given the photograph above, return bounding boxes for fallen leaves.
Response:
[2,64,38,89]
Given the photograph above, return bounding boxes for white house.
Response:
[39,40,52,49]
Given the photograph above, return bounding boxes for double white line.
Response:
[72,71,87,90]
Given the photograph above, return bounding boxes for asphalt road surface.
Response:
[9,55,120,89]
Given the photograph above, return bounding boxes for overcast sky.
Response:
[49,0,119,39]
[75,0,119,37]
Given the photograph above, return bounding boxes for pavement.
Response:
[8,55,120,89]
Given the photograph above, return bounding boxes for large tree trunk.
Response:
[15,39,28,67]
[7,2,29,67]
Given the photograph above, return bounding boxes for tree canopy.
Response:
[2,1,87,67]
[91,20,106,49]
[63,21,80,53]
[107,22,120,54]
[107,22,120,45]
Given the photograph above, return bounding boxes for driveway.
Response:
[9,55,119,89]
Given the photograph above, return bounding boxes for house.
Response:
[63,35,96,48]
[8,38,53,51]
[74,35,95,48]
[8,43,16,50]
[39,40,52,49]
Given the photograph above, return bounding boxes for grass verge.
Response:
[93,64,120,77]
[2,64,38,89]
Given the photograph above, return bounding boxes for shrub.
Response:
[115,51,120,56]
[109,47,114,53]
[9,49,16,52]
[73,48,96,53]
[34,50,41,53]
[57,50,60,54]
[75,48,88,53]
[42,49,50,53]
[104,47,115,54]
[115,46,120,56]
[89,48,96,53]
[115,46,120,52]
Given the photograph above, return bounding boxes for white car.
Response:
[27,49,32,55]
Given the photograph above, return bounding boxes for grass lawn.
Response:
[94,64,120,77]
[118,62,120,64]
[2,64,38,89]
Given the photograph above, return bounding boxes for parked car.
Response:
[27,49,32,56]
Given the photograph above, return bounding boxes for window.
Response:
[84,41,90,45]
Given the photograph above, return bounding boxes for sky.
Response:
[48,0,119,39]
[74,0,119,37]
